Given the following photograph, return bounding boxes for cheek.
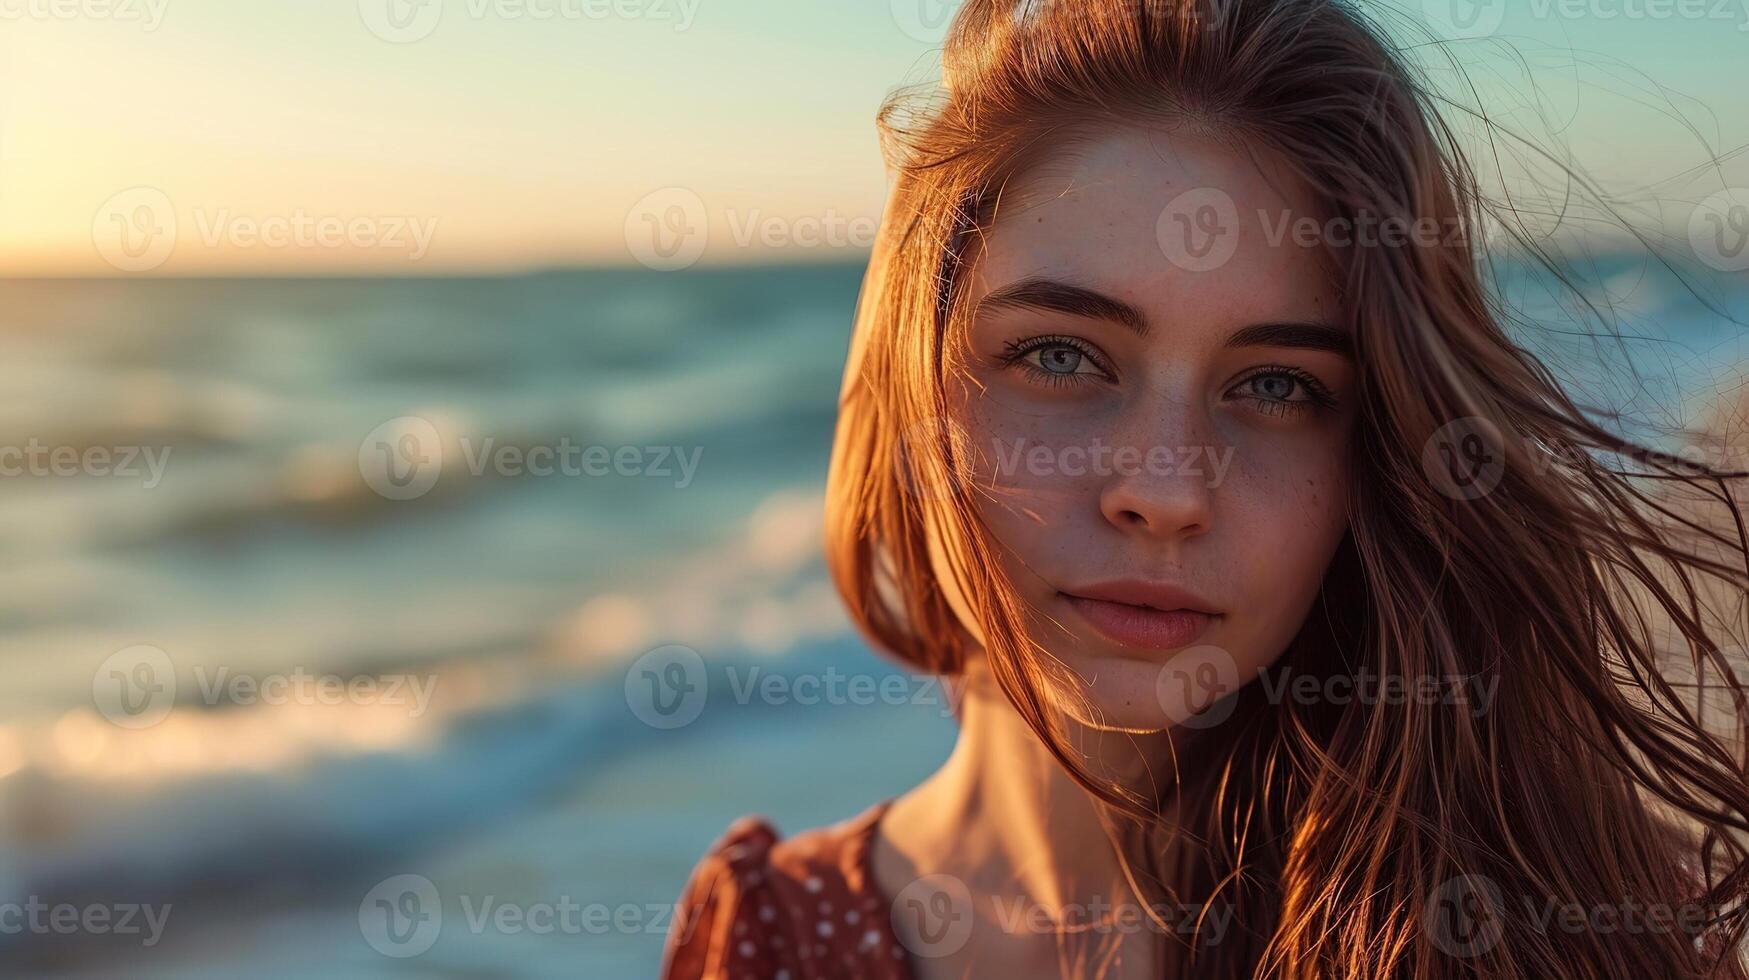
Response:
[953,386,1111,570]
[1222,437,1351,641]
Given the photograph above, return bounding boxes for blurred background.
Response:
[0,1,1746,976]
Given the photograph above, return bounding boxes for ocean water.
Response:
[0,265,959,978]
[0,256,1743,977]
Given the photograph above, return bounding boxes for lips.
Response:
[1058,579,1220,651]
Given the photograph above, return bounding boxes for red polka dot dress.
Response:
[661,798,916,980]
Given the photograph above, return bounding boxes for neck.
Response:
[878,654,1161,915]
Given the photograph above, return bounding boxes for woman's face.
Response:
[939,126,1358,732]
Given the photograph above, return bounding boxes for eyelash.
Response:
[997,336,1338,416]
[998,335,1114,387]
[1229,366,1340,418]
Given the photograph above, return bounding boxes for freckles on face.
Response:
[941,125,1359,732]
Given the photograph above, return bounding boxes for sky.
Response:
[1,0,1745,275]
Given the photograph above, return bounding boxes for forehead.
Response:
[968,126,1341,331]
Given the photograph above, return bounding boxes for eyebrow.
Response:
[974,276,1352,357]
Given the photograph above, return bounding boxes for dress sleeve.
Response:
[660,816,784,980]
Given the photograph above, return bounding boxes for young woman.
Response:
[663,1,1749,976]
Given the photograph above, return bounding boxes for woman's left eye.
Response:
[1227,369,1334,417]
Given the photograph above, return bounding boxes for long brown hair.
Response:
[825,0,1749,976]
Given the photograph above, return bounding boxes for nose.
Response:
[1096,401,1217,540]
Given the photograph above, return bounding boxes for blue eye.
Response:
[1001,335,1112,387]
[1034,345,1085,374]
[1228,367,1336,417]
[1243,374,1305,402]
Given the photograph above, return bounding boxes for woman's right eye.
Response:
[1000,336,1113,387]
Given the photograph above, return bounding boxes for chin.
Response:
[1048,651,1193,733]
[1046,640,1250,734]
